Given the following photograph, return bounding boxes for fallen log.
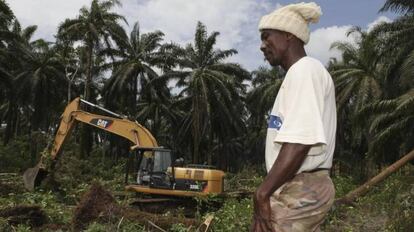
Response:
[336,149,414,205]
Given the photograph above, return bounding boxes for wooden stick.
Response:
[147,220,167,232]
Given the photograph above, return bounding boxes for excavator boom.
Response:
[23,97,158,190]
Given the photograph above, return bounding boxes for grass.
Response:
[1,139,413,231]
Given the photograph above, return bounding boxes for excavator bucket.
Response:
[23,162,48,191]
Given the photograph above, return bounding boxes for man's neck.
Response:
[281,46,307,71]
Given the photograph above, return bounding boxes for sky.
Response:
[7,0,398,71]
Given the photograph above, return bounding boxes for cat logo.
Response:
[90,118,113,128]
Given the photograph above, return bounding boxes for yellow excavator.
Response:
[23,97,225,199]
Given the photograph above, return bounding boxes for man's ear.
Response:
[285,32,294,41]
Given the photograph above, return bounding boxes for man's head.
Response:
[259,2,321,67]
[260,29,294,67]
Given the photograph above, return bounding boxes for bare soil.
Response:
[0,205,47,227]
[72,182,121,230]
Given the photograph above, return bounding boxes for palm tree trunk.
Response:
[337,149,414,204]
[192,97,200,164]
[3,96,16,145]
[80,42,94,158]
[193,136,199,164]
[207,125,213,166]
[84,43,93,101]
[132,74,138,116]
[3,109,13,145]
[68,81,72,103]
[14,110,19,137]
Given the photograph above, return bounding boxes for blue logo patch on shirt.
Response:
[268,115,283,130]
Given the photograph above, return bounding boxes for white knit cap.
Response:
[258,2,322,44]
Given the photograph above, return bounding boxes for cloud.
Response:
[118,0,277,70]
[306,16,393,65]
[7,0,93,40]
[306,25,354,65]
[6,1,394,71]
[120,0,254,47]
[7,0,276,70]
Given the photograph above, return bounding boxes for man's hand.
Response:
[251,188,275,232]
[250,143,311,232]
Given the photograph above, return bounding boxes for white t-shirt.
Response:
[265,56,337,173]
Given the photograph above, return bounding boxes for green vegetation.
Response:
[1,0,414,231]
[323,173,414,232]
[1,151,412,231]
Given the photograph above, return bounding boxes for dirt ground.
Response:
[72,182,198,230]
[324,204,389,232]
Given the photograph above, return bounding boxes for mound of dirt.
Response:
[0,205,47,227]
[72,182,121,230]
[71,182,203,230]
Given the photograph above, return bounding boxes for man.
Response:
[251,2,336,232]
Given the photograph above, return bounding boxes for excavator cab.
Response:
[132,148,175,189]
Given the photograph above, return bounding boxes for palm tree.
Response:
[102,22,165,115]
[330,27,385,114]
[380,0,414,14]
[328,27,389,176]
[370,4,414,98]
[361,0,414,160]
[0,0,14,30]
[0,67,14,145]
[99,21,182,149]
[247,66,284,126]
[18,40,67,131]
[0,2,17,144]
[57,0,127,102]
[54,37,82,104]
[0,19,38,143]
[245,66,284,165]
[0,18,67,144]
[164,22,250,167]
[57,0,128,156]
[135,76,180,146]
[347,0,414,167]
[361,89,414,163]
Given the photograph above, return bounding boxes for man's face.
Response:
[260,29,289,66]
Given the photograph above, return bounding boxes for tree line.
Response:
[0,0,412,176]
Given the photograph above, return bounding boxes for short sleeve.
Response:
[274,64,327,148]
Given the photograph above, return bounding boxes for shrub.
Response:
[0,133,47,172]
[211,198,253,231]
[224,166,263,192]
[332,175,357,198]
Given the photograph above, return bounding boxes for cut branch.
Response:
[336,149,414,205]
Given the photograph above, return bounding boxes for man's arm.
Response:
[257,142,310,200]
[251,142,310,232]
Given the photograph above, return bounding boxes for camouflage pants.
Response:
[270,170,335,232]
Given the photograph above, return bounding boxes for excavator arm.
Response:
[50,97,158,159]
[23,97,158,190]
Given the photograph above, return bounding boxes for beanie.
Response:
[258,2,322,44]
